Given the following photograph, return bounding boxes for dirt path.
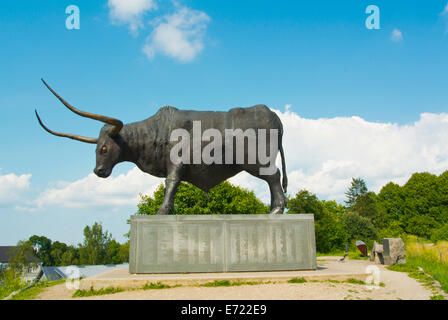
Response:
[36,259,434,300]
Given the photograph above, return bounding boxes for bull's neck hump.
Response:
[121,121,151,163]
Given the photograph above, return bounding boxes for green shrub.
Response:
[0,269,26,300]
[202,280,232,287]
[347,278,365,285]
[287,190,348,253]
[142,282,173,290]
[137,182,269,215]
[343,212,376,248]
[288,277,307,283]
[72,286,124,298]
[431,224,448,243]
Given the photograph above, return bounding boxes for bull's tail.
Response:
[280,144,288,194]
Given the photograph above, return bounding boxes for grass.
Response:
[387,239,448,297]
[348,252,369,260]
[0,283,26,300]
[327,279,341,283]
[347,278,366,285]
[0,271,29,300]
[142,282,177,290]
[317,250,369,260]
[72,286,124,298]
[407,240,448,265]
[288,277,307,284]
[10,280,65,300]
[200,280,266,287]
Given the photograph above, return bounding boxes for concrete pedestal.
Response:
[129,214,316,274]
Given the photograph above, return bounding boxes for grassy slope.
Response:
[388,239,448,297]
[9,280,66,300]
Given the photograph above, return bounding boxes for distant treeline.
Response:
[18,223,129,267]
[13,170,448,264]
[137,171,448,253]
[286,171,448,252]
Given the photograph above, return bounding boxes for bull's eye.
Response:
[101,146,107,154]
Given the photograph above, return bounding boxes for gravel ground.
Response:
[36,259,434,300]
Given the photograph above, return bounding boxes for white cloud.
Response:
[228,109,448,203]
[108,0,157,33]
[276,109,448,201]
[391,28,403,42]
[442,2,448,32]
[0,172,31,205]
[33,167,163,209]
[27,109,448,209]
[143,6,210,62]
[443,2,448,15]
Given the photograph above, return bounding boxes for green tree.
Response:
[431,224,448,243]
[118,242,130,263]
[29,235,53,266]
[287,190,323,218]
[105,240,123,265]
[351,192,378,220]
[376,182,404,230]
[405,215,439,237]
[78,222,112,265]
[60,246,79,266]
[8,241,39,274]
[402,172,439,224]
[343,212,377,247]
[321,200,347,221]
[287,190,348,253]
[137,181,269,215]
[345,177,368,208]
[50,241,68,266]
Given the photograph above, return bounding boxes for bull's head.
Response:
[35,79,124,178]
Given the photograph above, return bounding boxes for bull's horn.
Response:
[41,79,123,137]
[35,109,98,144]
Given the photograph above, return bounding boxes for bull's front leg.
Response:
[157,167,182,215]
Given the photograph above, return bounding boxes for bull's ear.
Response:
[108,125,122,138]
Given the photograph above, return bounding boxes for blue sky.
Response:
[1,0,448,246]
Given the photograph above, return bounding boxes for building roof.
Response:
[0,246,16,263]
[0,246,41,264]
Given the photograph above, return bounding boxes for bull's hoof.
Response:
[156,208,171,215]
[269,207,284,215]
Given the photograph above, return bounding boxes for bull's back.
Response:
[167,104,282,132]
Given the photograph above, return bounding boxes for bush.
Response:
[287,190,348,253]
[377,220,405,241]
[405,215,439,237]
[431,224,448,243]
[0,269,26,300]
[343,212,377,248]
[137,182,269,215]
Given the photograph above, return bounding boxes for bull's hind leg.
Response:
[244,166,286,214]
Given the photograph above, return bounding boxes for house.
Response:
[0,246,42,283]
[0,246,15,271]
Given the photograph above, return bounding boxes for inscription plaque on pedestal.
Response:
[130,214,316,274]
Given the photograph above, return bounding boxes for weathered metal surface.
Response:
[36,80,288,215]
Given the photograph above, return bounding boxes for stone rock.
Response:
[371,241,384,264]
[382,238,406,265]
